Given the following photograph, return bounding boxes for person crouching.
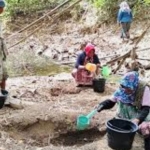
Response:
[72,43,101,87]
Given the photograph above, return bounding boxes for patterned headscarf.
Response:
[113,71,139,104]
[119,1,131,13]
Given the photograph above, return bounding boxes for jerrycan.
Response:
[85,63,96,72]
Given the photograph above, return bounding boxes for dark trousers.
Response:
[144,136,150,150]
[121,22,131,39]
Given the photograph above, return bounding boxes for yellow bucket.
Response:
[85,63,96,72]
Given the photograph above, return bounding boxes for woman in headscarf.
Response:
[117,1,133,39]
[96,71,150,150]
[72,43,100,86]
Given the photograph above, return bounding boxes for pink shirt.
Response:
[142,86,150,106]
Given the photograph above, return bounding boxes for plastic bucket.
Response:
[77,115,89,130]
[106,119,138,150]
[0,95,7,109]
[0,90,8,109]
[1,90,8,95]
[93,78,106,93]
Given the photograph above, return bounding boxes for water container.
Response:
[92,78,106,93]
[106,118,138,150]
[85,63,96,72]
[102,66,111,77]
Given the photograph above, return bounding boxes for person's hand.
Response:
[95,104,104,112]
[78,65,85,69]
[139,122,150,137]
[132,118,140,125]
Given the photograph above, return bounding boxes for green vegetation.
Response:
[3,0,150,77]
[89,0,150,21]
[2,0,150,23]
[5,0,64,19]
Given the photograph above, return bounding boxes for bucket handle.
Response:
[107,122,131,132]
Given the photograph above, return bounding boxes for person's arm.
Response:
[117,10,123,23]
[94,54,101,67]
[135,106,150,124]
[0,38,8,61]
[130,11,133,21]
[133,86,150,125]
[75,53,85,69]
[97,99,116,112]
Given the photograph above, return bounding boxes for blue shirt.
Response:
[117,9,133,23]
[75,52,100,68]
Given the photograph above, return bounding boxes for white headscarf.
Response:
[120,1,131,12]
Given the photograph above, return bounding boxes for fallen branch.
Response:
[107,25,150,73]
[48,0,82,24]
[6,0,73,39]
[8,25,43,49]
[113,57,126,74]
[106,51,131,64]
[137,47,150,52]
[138,58,150,61]
[107,25,150,65]
[7,0,82,50]
[99,54,119,60]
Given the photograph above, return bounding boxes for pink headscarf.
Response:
[84,43,95,57]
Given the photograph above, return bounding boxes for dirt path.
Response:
[0,74,144,150]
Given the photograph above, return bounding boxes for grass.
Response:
[6,49,71,77]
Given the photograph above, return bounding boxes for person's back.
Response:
[117,1,133,39]
[118,10,132,23]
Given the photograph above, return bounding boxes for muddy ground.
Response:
[0,73,145,150]
[2,5,150,149]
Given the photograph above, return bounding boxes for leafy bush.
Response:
[5,0,64,19]
[144,0,150,4]
[90,0,150,22]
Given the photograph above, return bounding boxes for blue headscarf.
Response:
[0,0,5,8]
[113,71,139,104]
